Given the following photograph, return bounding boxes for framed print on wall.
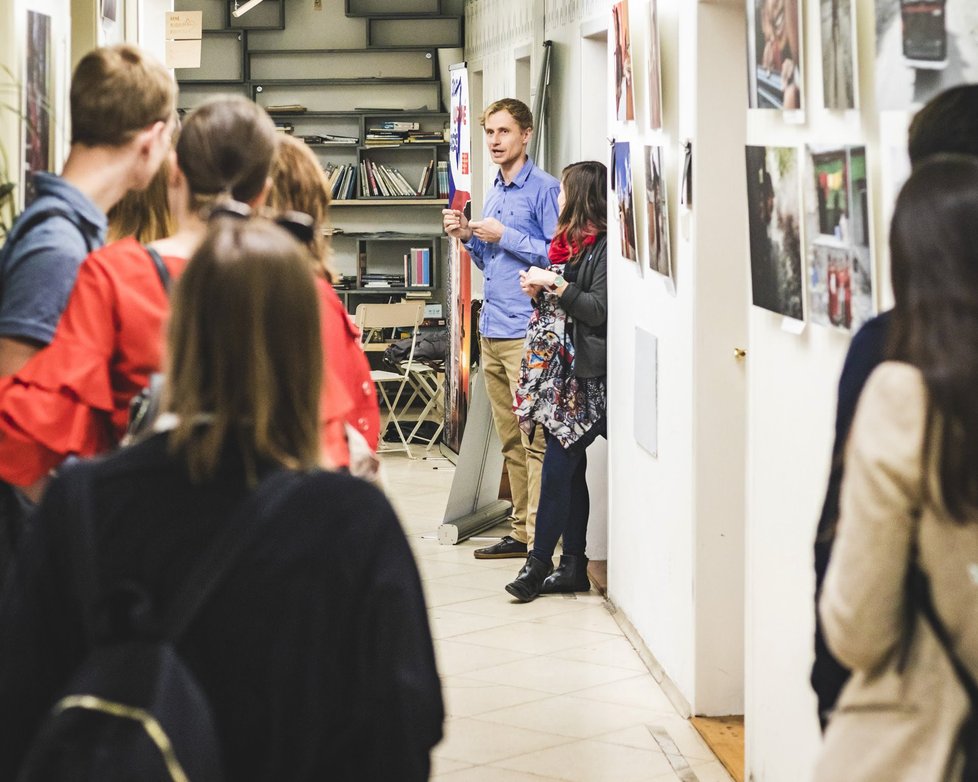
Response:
[745,145,804,320]
[612,140,639,262]
[746,0,803,111]
[612,0,635,122]
[805,145,874,331]
[645,145,672,280]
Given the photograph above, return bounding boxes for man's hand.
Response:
[442,209,473,241]
[469,217,506,244]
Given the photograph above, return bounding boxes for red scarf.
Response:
[549,229,597,263]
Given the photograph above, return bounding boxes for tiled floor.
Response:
[381,450,733,782]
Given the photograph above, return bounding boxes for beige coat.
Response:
[816,362,978,782]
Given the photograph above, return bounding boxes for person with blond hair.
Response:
[0,216,443,781]
[0,96,278,504]
[442,97,559,560]
[0,44,175,377]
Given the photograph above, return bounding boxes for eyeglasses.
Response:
[207,200,316,246]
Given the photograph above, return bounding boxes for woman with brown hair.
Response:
[0,96,278,500]
[0,217,443,780]
[816,155,978,780]
[506,160,608,602]
[266,135,380,468]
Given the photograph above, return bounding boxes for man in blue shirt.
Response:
[443,98,560,559]
[0,44,175,376]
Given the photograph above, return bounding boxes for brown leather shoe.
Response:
[473,535,527,559]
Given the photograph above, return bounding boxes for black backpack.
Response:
[16,466,298,782]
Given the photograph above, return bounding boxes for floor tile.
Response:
[535,604,623,635]
[441,675,550,718]
[477,694,677,740]
[571,674,679,712]
[433,717,573,765]
[434,639,530,677]
[549,636,650,672]
[432,565,526,593]
[447,594,593,621]
[450,621,616,656]
[462,654,639,695]
[428,608,514,640]
[493,738,675,781]
[436,767,560,781]
[422,580,498,609]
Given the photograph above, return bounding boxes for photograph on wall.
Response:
[24,10,53,206]
[746,0,803,110]
[647,0,663,130]
[805,145,874,331]
[821,0,857,109]
[876,0,978,109]
[612,141,638,262]
[745,146,804,320]
[612,0,635,122]
[645,145,671,279]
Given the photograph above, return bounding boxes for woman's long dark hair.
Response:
[888,154,978,519]
[556,160,607,255]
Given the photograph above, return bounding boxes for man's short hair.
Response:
[908,84,978,168]
[70,44,175,147]
[480,98,533,131]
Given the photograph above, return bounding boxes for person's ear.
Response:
[248,176,273,209]
[522,127,533,145]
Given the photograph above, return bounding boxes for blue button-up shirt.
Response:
[464,157,560,339]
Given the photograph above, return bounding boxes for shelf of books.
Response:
[329,233,443,322]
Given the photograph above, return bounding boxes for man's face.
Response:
[483,109,531,169]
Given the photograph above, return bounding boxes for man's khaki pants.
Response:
[480,336,545,547]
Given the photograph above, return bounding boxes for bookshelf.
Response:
[173,0,461,319]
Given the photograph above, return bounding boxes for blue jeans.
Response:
[530,419,606,563]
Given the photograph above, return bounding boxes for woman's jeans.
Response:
[530,419,607,564]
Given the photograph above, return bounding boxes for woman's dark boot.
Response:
[505,555,553,603]
[540,554,591,594]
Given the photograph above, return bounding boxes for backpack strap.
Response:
[5,205,99,254]
[143,246,171,294]
[66,465,302,645]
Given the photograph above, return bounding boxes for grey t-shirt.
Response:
[0,173,106,345]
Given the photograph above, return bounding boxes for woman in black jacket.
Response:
[507,161,608,602]
[0,217,443,780]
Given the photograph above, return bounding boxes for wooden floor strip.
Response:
[690,715,745,782]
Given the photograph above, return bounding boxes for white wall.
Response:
[743,0,900,778]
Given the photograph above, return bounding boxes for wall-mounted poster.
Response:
[821,0,857,109]
[876,0,978,109]
[612,0,635,122]
[745,146,803,320]
[25,10,53,207]
[647,0,663,130]
[746,0,803,110]
[612,141,638,262]
[645,145,671,279]
[805,146,874,331]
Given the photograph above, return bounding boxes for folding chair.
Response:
[403,360,445,451]
[354,300,425,456]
